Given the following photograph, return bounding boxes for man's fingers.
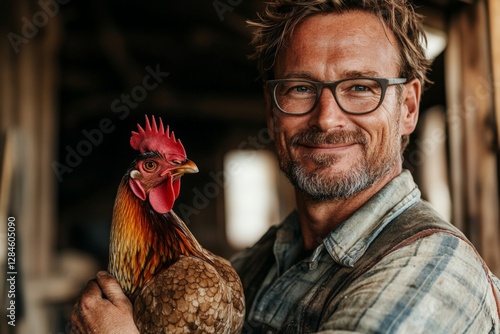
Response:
[95,271,131,307]
[69,273,138,334]
[70,279,101,334]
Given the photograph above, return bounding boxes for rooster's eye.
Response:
[143,161,157,172]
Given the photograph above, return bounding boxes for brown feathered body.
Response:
[108,179,245,333]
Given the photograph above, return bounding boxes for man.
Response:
[71,0,500,333]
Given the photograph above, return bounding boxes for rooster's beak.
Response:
[170,159,199,177]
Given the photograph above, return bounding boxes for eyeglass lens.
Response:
[273,78,384,114]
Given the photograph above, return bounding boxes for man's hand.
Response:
[70,271,139,334]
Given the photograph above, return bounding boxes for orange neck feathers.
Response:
[108,177,207,298]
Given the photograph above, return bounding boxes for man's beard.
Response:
[278,127,401,202]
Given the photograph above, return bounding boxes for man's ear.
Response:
[400,78,421,136]
[263,85,276,140]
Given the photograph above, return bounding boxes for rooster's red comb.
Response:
[130,115,186,158]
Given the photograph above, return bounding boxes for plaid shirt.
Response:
[232,170,500,333]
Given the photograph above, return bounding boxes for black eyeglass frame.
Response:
[266,77,408,115]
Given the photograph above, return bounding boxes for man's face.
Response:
[266,11,420,201]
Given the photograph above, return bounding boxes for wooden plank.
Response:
[445,11,466,233]
[472,0,500,275]
[489,0,500,149]
[38,2,60,291]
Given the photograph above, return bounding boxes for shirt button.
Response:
[308,261,318,270]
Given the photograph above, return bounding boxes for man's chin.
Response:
[284,162,373,201]
[294,158,357,178]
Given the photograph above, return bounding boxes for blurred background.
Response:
[0,0,499,333]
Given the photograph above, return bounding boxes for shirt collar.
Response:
[276,170,421,269]
[323,170,420,267]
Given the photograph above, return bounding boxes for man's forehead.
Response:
[275,10,401,78]
[293,11,397,47]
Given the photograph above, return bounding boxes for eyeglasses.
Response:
[266,77,407,115]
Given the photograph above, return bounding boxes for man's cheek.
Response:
[270,110,286,134]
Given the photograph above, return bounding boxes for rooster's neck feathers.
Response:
[108,178,207,298]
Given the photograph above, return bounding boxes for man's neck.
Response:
[296,167,402,250]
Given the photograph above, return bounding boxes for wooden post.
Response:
[446,0,500,275]
[489,0,500,149]
[0,1,60,333]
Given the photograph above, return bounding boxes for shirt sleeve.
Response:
[316,233,499,334]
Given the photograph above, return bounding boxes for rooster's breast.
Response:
[133,254,244,334]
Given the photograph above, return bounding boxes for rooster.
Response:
[108,115,245,333]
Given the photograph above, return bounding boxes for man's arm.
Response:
[70,271,139,334]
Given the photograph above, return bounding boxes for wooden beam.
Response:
[62,91,266,124]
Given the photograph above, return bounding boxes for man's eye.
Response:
[352,85,369,92]
[292,86,310,93]
[287,85,315,96]
[143,161,157,171]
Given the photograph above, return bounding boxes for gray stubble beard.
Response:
[286,153,388,201]
[279,129,401,202]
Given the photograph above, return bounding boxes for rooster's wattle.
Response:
[108,115,245,333]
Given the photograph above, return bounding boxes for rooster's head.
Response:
[127,115,198,214]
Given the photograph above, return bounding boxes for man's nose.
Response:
[308,87,349,131]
